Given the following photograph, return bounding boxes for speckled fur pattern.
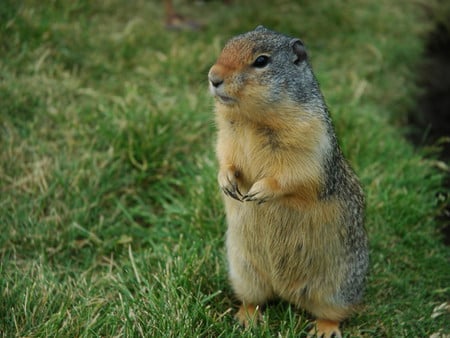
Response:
[208,26,368,337]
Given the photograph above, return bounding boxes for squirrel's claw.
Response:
[242,193,270,204]
[307,320,342,338]
[222,178,243,201]
[242,180,275,204]
[218,167,243,201]
[242,194,269,204]
[242,192,257,202]
[222,187,242,201]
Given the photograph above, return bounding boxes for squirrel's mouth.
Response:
[216,94,236,105]
[209,83,236,105]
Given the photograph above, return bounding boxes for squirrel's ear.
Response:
[290,38,307,64]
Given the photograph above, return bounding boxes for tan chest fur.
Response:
[215,104,327,201]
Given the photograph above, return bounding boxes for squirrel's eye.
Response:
[252,55,270,68]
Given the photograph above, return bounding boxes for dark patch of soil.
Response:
[408,21,450,245]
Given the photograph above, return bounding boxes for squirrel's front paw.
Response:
[243,178,279,204]
[218,166,243,201]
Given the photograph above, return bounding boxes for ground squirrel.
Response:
[208,26,368,337]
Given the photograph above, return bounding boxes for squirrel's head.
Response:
[208,26,320,115]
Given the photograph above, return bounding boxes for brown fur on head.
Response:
[208,39,273,117]
[208,27,322,124]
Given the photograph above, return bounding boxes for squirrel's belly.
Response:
[225,198,347,302]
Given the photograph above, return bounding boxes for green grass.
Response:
[1,0,449,337]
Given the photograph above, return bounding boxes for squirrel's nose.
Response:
[209,73,224,88]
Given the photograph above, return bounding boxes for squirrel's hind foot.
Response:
[307,319,342,338]
[235,304,262,328]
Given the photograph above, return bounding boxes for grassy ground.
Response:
[1,0,449,337]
